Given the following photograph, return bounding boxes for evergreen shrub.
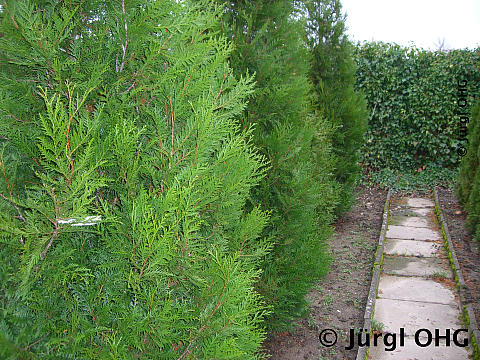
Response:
[305,0,368,215]
[217,0,338,330]
[0,1,271,358]
[457,101,480,244]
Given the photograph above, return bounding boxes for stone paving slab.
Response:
[368,335,470,359]
[383,255,451,278]
[410,207,433,216]
[390,206,434,217]
[386,225,441,241]
[388,215,432,228]
[373,298,462,337]
[377,275,456,305]
[406,197,435,208]
[384,238,441,257]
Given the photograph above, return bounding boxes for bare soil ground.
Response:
[262,186,388,360]
[437,186,480,327]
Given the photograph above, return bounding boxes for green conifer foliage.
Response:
[457,101,480,244]
[0,1,271,358]
[216,0,338,330]
[305,0,368,215]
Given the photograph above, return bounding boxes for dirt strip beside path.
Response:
[263,186,387,360]
[437,187,480,328]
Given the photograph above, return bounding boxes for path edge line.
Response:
[434,186,480,360]
[355,188,391,360]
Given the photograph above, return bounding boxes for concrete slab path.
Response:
[369,197,471,359]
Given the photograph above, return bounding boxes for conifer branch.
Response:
[175,149,193,166]
[157,34,172,55]
[177,289,227,360]
[138,254,150,278]
[53,2,82,47]
[172,129,194,155]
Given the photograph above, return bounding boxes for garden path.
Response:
[369,197,471,359]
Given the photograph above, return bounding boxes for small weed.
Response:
[371,319,385,333]
[323,294,333,306]
[354,298,362,308]
[307,313,317,330]
[431,271,448,279]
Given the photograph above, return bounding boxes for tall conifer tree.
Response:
[305,0,368,215]
[0,1,271,358]
[216,0,338,330]
[458,101,480,244]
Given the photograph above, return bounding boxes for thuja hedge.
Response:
[0,1,271,358]
[216,0,338,330]
[0,0,355,357]
[305,0,368,215]
[354,42,480,172]
[458,101,480,244]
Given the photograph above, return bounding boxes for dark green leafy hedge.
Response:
[354,42,480,172]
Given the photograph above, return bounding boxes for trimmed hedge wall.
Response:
[354,42,480,172]
[458,101,480,244]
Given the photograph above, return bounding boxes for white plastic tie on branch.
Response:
[58,215,101,227]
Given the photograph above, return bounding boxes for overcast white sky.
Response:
[340,0,480,50]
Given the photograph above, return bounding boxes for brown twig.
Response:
[41,226,59,260]
[0,192,26,222]
[117,0,128,73]
[182,69,194,96]
[214,73,226,104]
[169,97,174,157]
[175,150,193,166]
[20,332,50,352]
[119,81,136,95]
[176,281,228,360]
[40,187,60,259]
[1,108,25,123]
[139,254,150,278]
[3,2,19,30]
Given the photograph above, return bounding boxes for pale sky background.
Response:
[340,0,480,50]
